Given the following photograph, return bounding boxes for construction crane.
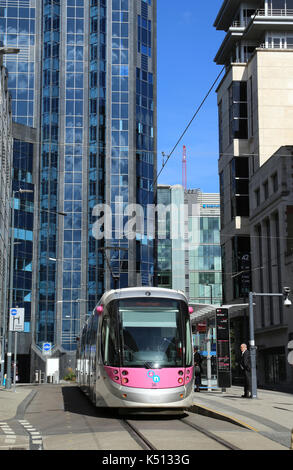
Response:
[182,145,187,190]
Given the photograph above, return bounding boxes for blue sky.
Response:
[156,1,225,193]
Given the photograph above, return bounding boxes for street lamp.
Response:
[206,283,213,304]
[6,188,33,389]
[248,287,291,399]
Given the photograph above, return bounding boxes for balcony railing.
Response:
[257,8,293,16]
[231,9,293,29]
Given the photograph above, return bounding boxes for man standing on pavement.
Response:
[240,343,251,398]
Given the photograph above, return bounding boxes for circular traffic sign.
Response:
[11,309,18,316]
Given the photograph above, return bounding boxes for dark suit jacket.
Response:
[240,349,251,372]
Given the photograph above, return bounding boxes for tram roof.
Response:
[99,287,188,305]
[189,303,249,323]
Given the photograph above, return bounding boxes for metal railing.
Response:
[257,8,293,16]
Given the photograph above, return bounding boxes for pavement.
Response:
[192,385,293,450]
[0,384,36,421]
[0,383,292,450]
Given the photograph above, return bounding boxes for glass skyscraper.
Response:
[1,0,157,375]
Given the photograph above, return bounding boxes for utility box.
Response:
[46,358,59,384]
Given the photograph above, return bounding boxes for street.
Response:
[0,383,289,451]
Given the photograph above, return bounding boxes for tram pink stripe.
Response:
[104,366,193,389]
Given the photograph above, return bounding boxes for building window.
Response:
[229,81,248,142]
[255,188,260,207]
[267,0,293,15]
[249,76,254,137]
[219,171,225,226]
[271,172,278,192]
[232,236,251,299]
[218,100,223,154]
[263,180,269,199]
[230,157,249,218]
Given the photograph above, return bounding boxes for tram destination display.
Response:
[215,308,231,388]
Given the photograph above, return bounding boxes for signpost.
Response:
[215,308,231,389]
[9,308,24,391]
[9,308,24,332]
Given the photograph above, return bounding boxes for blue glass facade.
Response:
[3,0,157,365]
[62,0,85,350]
[38,0,60,347]
[110,0,130,289]
[12,138,34,329]
[0,0,35,126]
[88,0,106,312]
[135,0,155,286]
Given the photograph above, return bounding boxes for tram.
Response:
[76,287,194,409]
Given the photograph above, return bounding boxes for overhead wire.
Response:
[155,65,226,186]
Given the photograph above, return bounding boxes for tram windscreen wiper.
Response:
[143,361,163,369]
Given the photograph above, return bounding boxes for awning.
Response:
[190,303,249,323]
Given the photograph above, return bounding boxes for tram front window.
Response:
[119,299,184,368]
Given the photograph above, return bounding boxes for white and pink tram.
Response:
[76,287,194,410]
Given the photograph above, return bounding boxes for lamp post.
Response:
[0,46,20,386]
[205,284,213,391]
[6,189,33,389]
[248,288,291,399]
[206,283,213,304]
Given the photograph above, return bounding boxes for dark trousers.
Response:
[243,370,251,396]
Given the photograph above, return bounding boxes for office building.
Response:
[215,0,293,389]
[157,185,222,306]
[1,0,157,377]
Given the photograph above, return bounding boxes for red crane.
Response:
[182,145,187,190]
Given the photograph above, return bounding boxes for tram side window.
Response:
[101,317,119,366]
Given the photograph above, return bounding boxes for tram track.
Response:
[180,416,241,450]
[122,419,158,450]
[121,412,241,451]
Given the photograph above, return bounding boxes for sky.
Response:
[156,1,225,193]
